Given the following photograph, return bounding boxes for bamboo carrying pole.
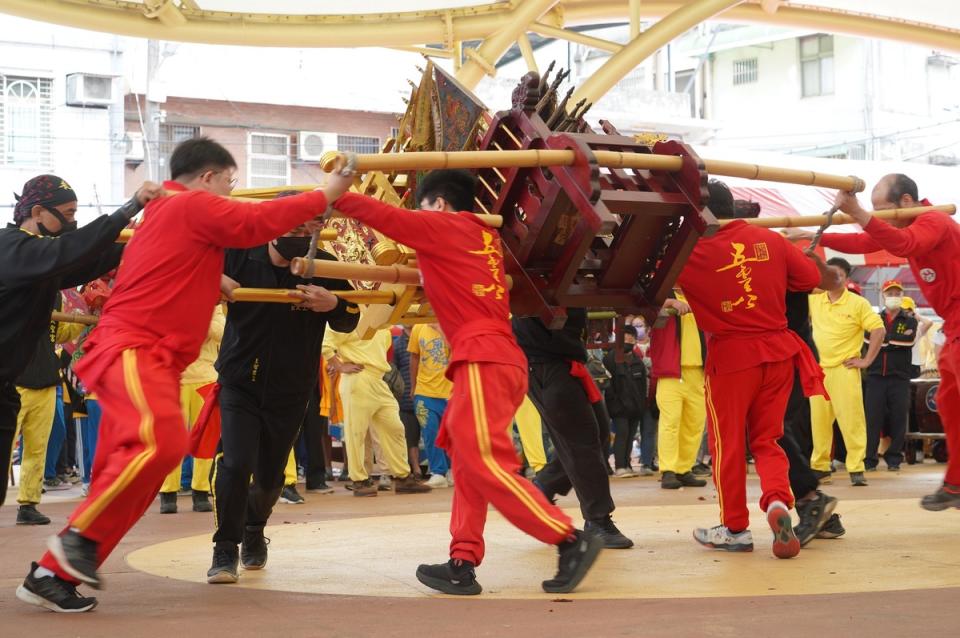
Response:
[51,311,98,326]
[289,259,422,285]
[319,150,866,192]
[724,204,956,229]
[116,228,339,243]
[230,288,399,305]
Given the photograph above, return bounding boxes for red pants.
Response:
[39,349,188,582]
[704,359,795,532]
[939,339,960,486]
[440,362,573,566]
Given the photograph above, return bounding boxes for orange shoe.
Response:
[767,501,800,559]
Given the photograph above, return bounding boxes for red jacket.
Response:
[677,220,826,396]
[820,205,960,340]
[76,182,329,387]
[649,313,705,379]
[334,193,526,372]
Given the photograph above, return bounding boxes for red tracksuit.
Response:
[335,193,573,564]
[38,182,330,582]
[820,208,960,486]
[677,220,824,531]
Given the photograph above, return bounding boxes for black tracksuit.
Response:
[0,199,138,506]
[212,245,359,545]
[513,309,615,523]
[864,309,918,469]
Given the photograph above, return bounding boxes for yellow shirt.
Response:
[676,292,703,368]
[181,305,225,384]
[408,324,453,399]
[322,326,391,376]
[809,290,884,368]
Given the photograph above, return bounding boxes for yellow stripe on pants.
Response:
[810,365,867,473]
[14,386,56,505]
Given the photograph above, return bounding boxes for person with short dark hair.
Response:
[808,173,960,510]
[675,178,836,559]
[1,175,161,514]
[17,137,354,613]
[333,167,604,596]
[808,257,885,486]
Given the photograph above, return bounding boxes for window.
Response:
[337,134,380,154]
[732,58,758,85]
[248,132,291,188]
[800,34,834,97]
[0,75,53,168]
[158,124,199,176]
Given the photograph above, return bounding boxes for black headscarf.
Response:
[13,174,77,226]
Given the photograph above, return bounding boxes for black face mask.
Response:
[273,236,312,261]
[38,205,78,237]
[623,344,635,353]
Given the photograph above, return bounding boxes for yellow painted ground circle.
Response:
[126,499,960,599]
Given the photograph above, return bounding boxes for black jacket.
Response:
[512,308,588,363]
[866,309,917,379]
[0,201,137,381]
[215,245,360,400]
[603,348,647,419]
[16,296,65,389]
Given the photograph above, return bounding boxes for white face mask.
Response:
[884,296,903,311]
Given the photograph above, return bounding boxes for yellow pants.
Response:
[810,365,867,473]
[656,366,706,474]
[160,382,214,493]
[14,386,56,505]
[514,395,547,472]
[284,449,297,486]
[339,370,411,482]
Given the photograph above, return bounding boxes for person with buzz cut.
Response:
[808,257,885,487]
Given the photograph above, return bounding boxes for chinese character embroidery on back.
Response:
[468,230,506,300]
[715,242,768,312]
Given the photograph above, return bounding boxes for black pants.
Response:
[0,380,21,507]
[611,417,640,470]
[400,409,420,449]
[865,375,911,469]
[527,360,614,522]
[779,370,819,498]
[212,383,308,545]
[299,387,329,490]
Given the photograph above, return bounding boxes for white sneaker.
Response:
[80,484,89,497]
[614,467,636,478]
[445,471,454,487]
[637,466,655,477]
[692,525,754,552]
[426,474,450,489]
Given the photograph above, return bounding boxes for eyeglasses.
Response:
[206,170,238,189]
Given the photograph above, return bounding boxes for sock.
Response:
[34,566,56,579]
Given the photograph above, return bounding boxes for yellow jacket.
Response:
[322,327,391,376]
[181,305,226,385]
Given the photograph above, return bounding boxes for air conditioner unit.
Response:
[66,73,116,108]
[125,132,145,162]
[297,131,338,162]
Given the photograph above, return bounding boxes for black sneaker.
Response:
[677,471,707,487]
[241,527,270,570]
[415,559,482,595]
[207,543,239,584]
[812,470,833,484]
[921,484,960,511]
[46,531,102,589]
[17,504,51,526]
[279,485,305,504]
[542,529,604,594]
[661,471,682,489]
[816,514,846,539]
[585,516,634,549]
[794,491,838,547]
[691,463,712,477]
[850,472,868,487]
[305,483,335,494]
[191,490,213,512]
[533,478,557,505]
[159,492,178,514]
[16,562,97,613]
